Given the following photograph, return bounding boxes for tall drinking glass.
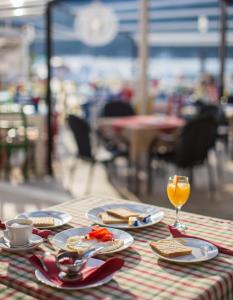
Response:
[167,175,190,230]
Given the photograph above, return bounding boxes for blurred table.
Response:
[98,115,184,163]
[98,115,184,192]
[1,196,233,299]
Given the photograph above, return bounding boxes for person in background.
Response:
[119,81,134,103]
[195,74,218,104]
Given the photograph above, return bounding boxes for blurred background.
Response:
[1,0,233,220]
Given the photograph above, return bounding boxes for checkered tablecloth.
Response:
[1,196,233,300]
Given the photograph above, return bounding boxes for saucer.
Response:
[0,234,43,252]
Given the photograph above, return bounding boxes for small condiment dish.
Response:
[56,246,103,281]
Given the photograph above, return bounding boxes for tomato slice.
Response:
[87,226,114,241]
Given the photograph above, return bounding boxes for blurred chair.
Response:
[147,114,218,193]
[99,100,135,159]
[67,114,113,194]
[0,104,36,180]
[99,101,136,185]
[100,100,135,118]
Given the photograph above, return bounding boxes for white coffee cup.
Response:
[3,218,33,247]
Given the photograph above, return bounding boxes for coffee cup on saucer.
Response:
[3,218,33,247]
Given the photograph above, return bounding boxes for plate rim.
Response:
[86,203,164,229]
[52,226,134,254]
[150,237,219,263]
[16,210,72,228]
[35,257,113,290]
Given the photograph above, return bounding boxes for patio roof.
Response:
[0,0,232,49]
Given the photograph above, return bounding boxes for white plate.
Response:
[87,203,164,229]
[150,238,218,263]
[17,211,72,228]
[0,234,43,252]
[52,227,134,254]
[35,258,113,290]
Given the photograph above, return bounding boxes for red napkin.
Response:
[28,254,124,288]
[0,221,52,239]
[168,225,233,256]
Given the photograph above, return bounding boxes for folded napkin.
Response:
[0,221,52,239]
[29,254,124,288]
[168,225,233,256]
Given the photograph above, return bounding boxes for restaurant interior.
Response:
[1,0,233,299]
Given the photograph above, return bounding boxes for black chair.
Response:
[68,115,92,161]
[100,100,135,118]
[147,114,218,193]
[67,114,112,194]
[99,100,135,153]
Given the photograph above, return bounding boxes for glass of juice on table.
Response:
[167,175,190,231]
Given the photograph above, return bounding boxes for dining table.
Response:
[1,195,233,300]
[98,115,184,193]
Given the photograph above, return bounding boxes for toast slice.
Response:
[99,212,128,224]
[106,208,140,220]
[150,239,192,258]
[30,217,55,227]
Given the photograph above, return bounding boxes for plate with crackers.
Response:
[87,203,164,229]
[149,238,218,263]
[52,226,134,254]
[17,210,72,228]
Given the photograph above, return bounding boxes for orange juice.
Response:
[167,182,190,208]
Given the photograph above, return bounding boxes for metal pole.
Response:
[137,0,149,114]
[122,32,138,77]
[46,1,53,176]
[219,0,227,98]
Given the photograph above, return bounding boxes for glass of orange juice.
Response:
[167,175,190,230]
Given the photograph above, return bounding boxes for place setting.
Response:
[149,175,221,264]
[0,218,53,252]
[0,209,73,253]
[87,202,165,229]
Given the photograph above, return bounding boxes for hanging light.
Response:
[75,2,119,47]
[10,0,25,8]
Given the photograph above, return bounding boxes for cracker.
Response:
[30,217,54,227]
[150,239,192,258]
[99,212,128,224]
[106,208,139,220]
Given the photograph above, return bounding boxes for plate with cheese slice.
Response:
[52,226,134,254]
[150,238,218,263]
[17,210,72,228]
[87,203,164,229]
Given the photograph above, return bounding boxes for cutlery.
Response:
[37,251,52,272]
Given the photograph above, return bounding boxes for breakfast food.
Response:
[99,212,128,224]
[106,208,140,220]
[30,217,55,227]
[150,239,192,258]
[99,209,152,226]
[65,226,123,253]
